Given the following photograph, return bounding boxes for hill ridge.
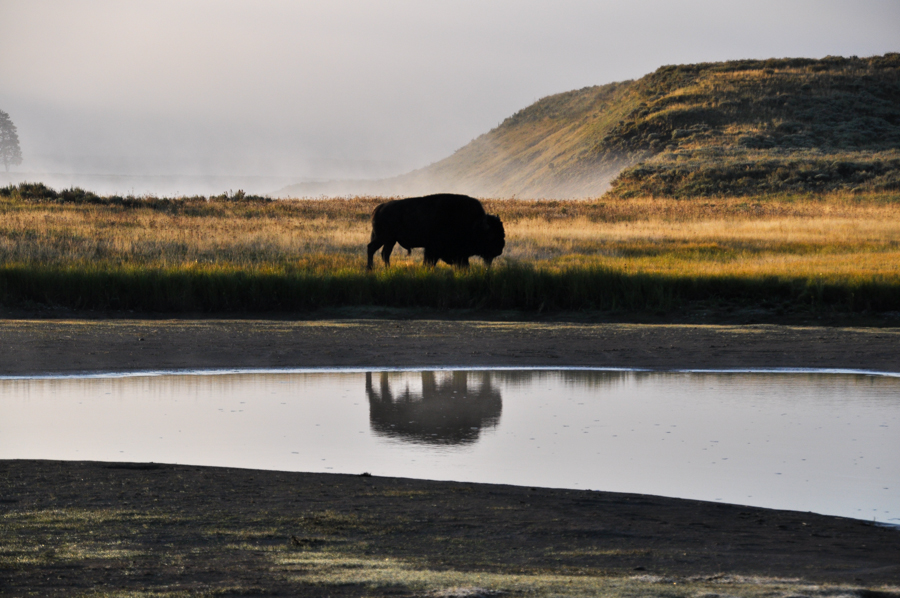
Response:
[276,54,900,199]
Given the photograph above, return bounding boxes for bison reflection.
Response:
[366,371,502,446]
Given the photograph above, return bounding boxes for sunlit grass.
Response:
[0,509,165,568]
[2,189,900,312]
[274,548,884,598]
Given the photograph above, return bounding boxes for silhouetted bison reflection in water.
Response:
[366,371,502,446]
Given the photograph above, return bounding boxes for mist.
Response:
[1,0,899,196]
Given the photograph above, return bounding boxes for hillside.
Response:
[604,54,900,198]
[276,54,900,199]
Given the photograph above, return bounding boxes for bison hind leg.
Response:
[381,241,396,266]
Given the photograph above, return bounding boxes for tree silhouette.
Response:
[0,110,23,172]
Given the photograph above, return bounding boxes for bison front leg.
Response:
[366,239,383,270]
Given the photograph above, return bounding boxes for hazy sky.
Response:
[2,0,899,186]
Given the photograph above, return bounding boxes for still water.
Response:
[1,369,898,523]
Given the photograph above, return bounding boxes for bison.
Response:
[366,193,505,269]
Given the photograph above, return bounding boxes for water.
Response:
[1,368,898,523]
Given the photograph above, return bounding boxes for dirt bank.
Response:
[2,317,900,376]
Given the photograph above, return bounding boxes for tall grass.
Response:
[2,185,900,313]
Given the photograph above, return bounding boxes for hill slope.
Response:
[604,54,900,198]
[277,54,900,199]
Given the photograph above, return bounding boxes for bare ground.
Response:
[1,316,900,376]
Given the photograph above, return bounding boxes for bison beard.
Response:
[366,194,505,269]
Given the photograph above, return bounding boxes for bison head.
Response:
[475,214,505,265]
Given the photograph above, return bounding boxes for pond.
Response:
[1,368,898,524]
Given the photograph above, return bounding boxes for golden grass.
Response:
[2,192,900,311]
[498,196,900,288]
[2,193,899,272]
[0,200,370,268]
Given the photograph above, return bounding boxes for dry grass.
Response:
[3,193,900,272]
[507,214,900,283]
[0,196,378,269]
[2,191,900,312]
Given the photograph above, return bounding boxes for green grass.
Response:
[2,261,897,313]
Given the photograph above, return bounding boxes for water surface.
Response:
[2,369,897,523]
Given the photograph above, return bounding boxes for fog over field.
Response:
[1,0,899,196]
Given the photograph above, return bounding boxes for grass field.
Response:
[2,183,899,314]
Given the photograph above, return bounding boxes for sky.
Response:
[1,0,899,195]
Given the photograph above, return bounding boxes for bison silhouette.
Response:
[366,194,505,269]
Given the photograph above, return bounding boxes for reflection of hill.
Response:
[366,371,502,446]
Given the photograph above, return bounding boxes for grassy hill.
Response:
[603,54,900,198]
[278,54,900,199]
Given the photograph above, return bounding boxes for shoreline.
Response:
[3,317,900,377]
[4,364,900,381]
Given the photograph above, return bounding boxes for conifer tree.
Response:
[0,110,23,172]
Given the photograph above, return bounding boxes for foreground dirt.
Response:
[2,460,899,597]
[1,317,900,375]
